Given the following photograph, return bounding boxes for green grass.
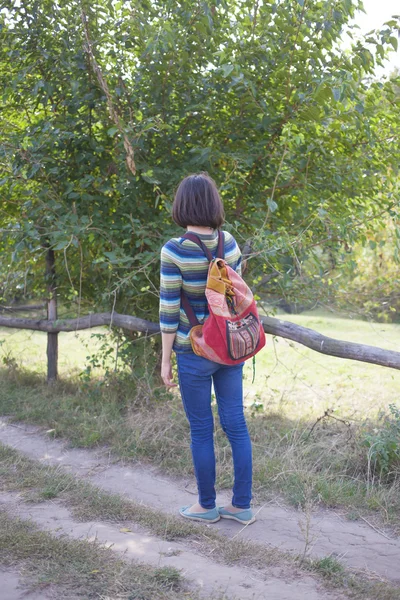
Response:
[0,511,190,600]
[0,310,400,526]
[2,310,400,420]
[0,443,198,541]
[0,325,105,376]
[2,443,400,600]
[313,556,345,577]
[244,308,400,421]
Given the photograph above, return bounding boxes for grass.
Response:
[0,511,190,600]
[1,309,400,419]
[0,324,106,377]
[246,308,400,421]
[313,556,346,577]
[0,443,198,541]
[2,443,400,600]
[0,364,399,529]
[0,311,400,523]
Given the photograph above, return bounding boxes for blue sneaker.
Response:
[179,505,220,523]
[218,506,255,525]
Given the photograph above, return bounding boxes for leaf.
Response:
[107,126,119,137]
[28,164,40,178]
[53,241,69,251]
[120,527,132,533]
[267,198,278,213]
[298,105,321,121]
[315,84,333,104]
[103,251,118,261]
[141,170,161,184]
[221,64,234,77]
[355,103,364,114]
[333,88,341,101]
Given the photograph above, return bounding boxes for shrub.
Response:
[362,404,400,479]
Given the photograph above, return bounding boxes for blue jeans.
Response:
[176,353,252,510]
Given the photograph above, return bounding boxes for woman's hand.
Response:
[161,359,177,388]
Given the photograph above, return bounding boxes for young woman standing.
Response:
[159,173,254,525]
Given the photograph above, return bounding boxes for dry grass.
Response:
[0,443,198,541]
[1,310,400,524]
[0,509,190,600]
[2,444,400,600]
[124,396,400,529]
[0,364,399,531]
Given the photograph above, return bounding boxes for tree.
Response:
[0,0,399,324]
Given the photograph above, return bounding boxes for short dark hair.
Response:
[172,172,225,229]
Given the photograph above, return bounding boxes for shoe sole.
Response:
[219,514,256,525]
[179,512,221,523]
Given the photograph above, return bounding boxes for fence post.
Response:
[45,248,58,382]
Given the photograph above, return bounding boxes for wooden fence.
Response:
[1,308,399,382]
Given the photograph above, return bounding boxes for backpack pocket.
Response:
[226,313,260,360]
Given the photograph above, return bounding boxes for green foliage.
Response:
[0,0,399,318]
[338,222,400,322]
[151,567,182,591]
[314,555,345,576]
[79,329,163,403]
[362,404,400,478]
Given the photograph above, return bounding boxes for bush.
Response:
[362,404,400,479]
[338,225,400,323]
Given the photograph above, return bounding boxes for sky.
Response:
[348,0,400,76]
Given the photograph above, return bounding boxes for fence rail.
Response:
[1,312,399,380]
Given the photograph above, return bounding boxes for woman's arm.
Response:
[161,332,177,387]
[159,243,182,387]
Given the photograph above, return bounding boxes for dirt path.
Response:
[1,417,400,587]
[1,567,52,600]
[0,490,336,600]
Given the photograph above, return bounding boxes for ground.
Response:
[0,310,399,599]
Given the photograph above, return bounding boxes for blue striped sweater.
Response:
[159,230,242,353]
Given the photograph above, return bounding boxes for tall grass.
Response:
[1,310,400,526]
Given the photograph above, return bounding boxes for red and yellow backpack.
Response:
[181,231,266,365]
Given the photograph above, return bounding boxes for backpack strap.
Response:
[180,289,199,327]
[182,232,213,260]
[180,231,225,328]
[216,230,225,259]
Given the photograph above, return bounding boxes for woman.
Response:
[159,172,254,525]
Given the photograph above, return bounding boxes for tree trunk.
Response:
[45,248,58,383]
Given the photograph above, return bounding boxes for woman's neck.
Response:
[186,225,214,234]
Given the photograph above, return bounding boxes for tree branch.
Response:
[0,312,399,370]
[80,8,136,175]
[0,304,46,313]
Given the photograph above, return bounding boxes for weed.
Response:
[39,484,60,500]
[298,482,317,563]
[152,567,182,591]
[362,404,400,480]
[314,555,345,577]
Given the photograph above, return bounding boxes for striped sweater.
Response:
[159,230,242,353]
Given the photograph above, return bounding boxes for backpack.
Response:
[180,231,266,365]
